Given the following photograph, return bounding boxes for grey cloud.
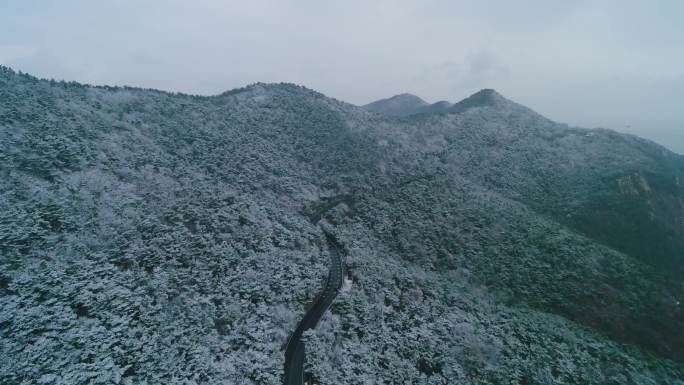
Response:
[448,52,510,89]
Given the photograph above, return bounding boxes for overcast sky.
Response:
[1,0,682,153]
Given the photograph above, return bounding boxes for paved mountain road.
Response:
[283,228,345,385]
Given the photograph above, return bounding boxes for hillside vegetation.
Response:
[1,67,682,384]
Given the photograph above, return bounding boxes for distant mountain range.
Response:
[1,66,683,384]
[364,89,538,117]
[364,89,520,118]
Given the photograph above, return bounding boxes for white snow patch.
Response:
[341,277,352,293]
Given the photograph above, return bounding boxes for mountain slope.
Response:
[399,89,684,277]
[366,88,684,277]
[1,67,683,384]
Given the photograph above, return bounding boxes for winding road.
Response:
[283,229,345,385]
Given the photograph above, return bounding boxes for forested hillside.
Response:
[1,66,682,384]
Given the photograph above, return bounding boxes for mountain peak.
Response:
[448,88,512,113]
[364,93,455,117]
[470,88,503,101]
[389,93,429,103]
[363,93,429,117]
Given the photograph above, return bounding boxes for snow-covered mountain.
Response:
[372,88,684,278]
[1,67,683,384]
[363,88,521,118]
[363,93,452,117]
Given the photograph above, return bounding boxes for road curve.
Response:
[283,230,345,385]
